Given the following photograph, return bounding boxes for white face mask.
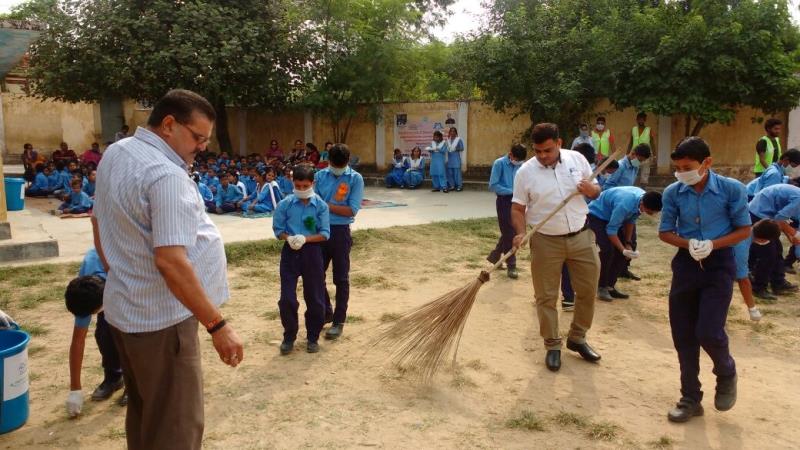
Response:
[330,165,346,176]
[674,167,705,186]
[580,130,589,137]
[631,158,641,168]
[753,239,770,246]
[294,187,314,199]
[596,124,605,131]
[511,159,523,166]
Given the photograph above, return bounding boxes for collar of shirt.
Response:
[677,170,720,196]
[530,153,562,170]
[288,193,323,209]
[133,127,188,170]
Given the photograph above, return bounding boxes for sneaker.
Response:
[307,341,320,353]
[608,288,629,299]
[597,287,613,302]
[748,307,762,322]
[91,378,124,401]
[325,323,344,340]
[562,299,575,312]
[507,267,519,279]
[280,340,295,355]
[772,280,799,295]
[753,289,778,301]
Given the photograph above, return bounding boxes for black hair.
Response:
[449,127,458,135]
[55,160,65,171]
[636,112,647,120]
[633,143,652,159]
[35,163,45,173]
[510,143,527,161]
[293,165,315,182]
[121,124,129,131]
[596,116,606,123]
[306,142,318,152]
[531,123,559,144]
[671,137,710,163]
[606,160,620,170]
[753,219,781,241]
[24,142,32,149]
[764,118,782,131]
[146,89,217,128]
[573,143,595,164]
[329,143,350,167]
[65,275,105,317]
[780,148,800,165]
[70,178,82,188]
[641,191,663,212]
[433,130,443,139]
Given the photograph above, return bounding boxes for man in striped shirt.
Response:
[94,89,243,450]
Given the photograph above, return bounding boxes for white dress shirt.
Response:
[512,149,595,236]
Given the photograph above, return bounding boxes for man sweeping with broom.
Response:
[511,123,603,372]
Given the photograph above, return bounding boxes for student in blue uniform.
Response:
[597,159,619,190]
[603,143,651,190]
[658,137,751,423]
[58,179,94,214]
[747,183,800,297]
[243,169,283,214]
[278,166,294,196]
[211,172,243,214]
[242,166,258,196]
[746,149,800,200]
[272,165,330,355]
[588,186,662,301]
[427,131,448,192]
[205,167,221,194]
[313,143,364,340]
[193,173,214,207]
[25,164,53,197]
[731,220,776,319]
[403,147,425,189]
[385,148,409,188]
[82,169,97,198]
[64,248,126,418]
[445,127,465,192]
[487,143,527,279]
[49,162,65,196]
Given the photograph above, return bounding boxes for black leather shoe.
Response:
[443,188,450,193]
[772,280,799,294]
[307,341,320,353]
[117,388,128,407]
[753,289,778,301]
[667,397,704,423]
[431,189,440,192]
[566,340,601,362]
[507,267,519,279]
[91,378,124,401]
[456,187,463,192]
[608,288,629,299]
[620,269,641,281]
[715,374,737,411]
[545,350,561,371]
[280,340,295,355]
[325,323,344,340]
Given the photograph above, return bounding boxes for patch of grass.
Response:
[505,410,546,432]
[225,240,283,266]
[27,345,46,356]
[18,292,51,309]
[21,323,49,337]
[464,359,486,371]
[28,372,41,382]
[465,262,483,269]
[10,276,41,288]
[380,312,402,323]
[760,309,787,317]
[351,274,392,289]
[450,371,477,390]
[551,411,589,428]
[587,421,620,441]
[751,321,776,334]
[261,310,279,320]
[648,435,675,449]
[101,427,127,440]
[345,315,364,324]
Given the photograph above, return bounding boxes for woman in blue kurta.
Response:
[427,131,447,192]
[445,127,465,191]
[403,147,425,189]
[385,148,409,188]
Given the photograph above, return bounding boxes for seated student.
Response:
[211,172,243,214]
[603,143,651,190]
[64,249,126,418]
[218,151,230,166]
[57,179,94,214]
[731,220,777,320]
[272,165,331,355]
[50,161,68,197]
[205,167,221,194]
[207,157,219,172]
[588,187,662,301]
[385,148,409,188]
[306,143,321,167]
[748,183,800,297]
[277,166,294,196]
[26,164,53,197]
[82,169,97,198]
[242,168,283,214]
[231,171,248,198]
[242,167,258,196]
[198,164,209,184]
[597,159,619,190]
[193,173,214,208]
[403,146,426,189]
[318,142,332,169]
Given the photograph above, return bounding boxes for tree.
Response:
[25,0,313,152]
[611,0,800,136]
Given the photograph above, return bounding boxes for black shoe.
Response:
[715,374,737,411]
[772,280,799,295]
[566,340,601,362]
[325,323,344,340]
[619,269,641,281]
[562,300,575,312]
[753,289,778,301]
[431,189,440,192]
[545,350,561,372]
[785,266,797,275]
[307,341,320,353]
[456,187,463,192]
[608,288,629,299]
[280,340,295,355]
[443,188,450,193]
[91,378,124,401]
[667,397,704,423]
[507,267,519,279]
[324,311,334,324]
[117,388,128,407]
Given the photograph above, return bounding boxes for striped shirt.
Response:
[95,127,229,333]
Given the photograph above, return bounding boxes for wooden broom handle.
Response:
[490,148,625,271]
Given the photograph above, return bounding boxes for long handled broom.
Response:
[375,148,624,382]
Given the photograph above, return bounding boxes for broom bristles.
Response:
[374,274,488,382]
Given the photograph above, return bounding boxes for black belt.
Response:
[544,222,588,238]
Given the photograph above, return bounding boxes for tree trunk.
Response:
[213,97,233,154]
[341,116,353,144]
[690,118,705,137]
[684,115,691,137]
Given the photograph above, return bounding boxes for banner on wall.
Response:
[393,111,458,158]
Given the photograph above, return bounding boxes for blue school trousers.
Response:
[322,225,352,325]
[403,170,423,188]
[96,312,123,383]
[748,212,786,291]
[588,214,627,288]
[446,168,462,190]
[669,248,736,403]
[488,195,516,269]
[278,242,326,343]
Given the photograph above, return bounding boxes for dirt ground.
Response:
[1,216,798,449]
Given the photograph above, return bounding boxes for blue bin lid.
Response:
[4,178,25,184]
[0,330,30,357]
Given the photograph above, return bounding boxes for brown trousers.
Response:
[530,228,600,350]
[110,318,204,450]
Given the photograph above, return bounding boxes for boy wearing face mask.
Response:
[273,165,331,355]
[603,143,651,190]
[587,187,662,301]
[487,143,527,279]
[313,144,365,340]
[658,137,751,423]
[746,148,800,200]
[570,124,595,153]
[591,117,614,162]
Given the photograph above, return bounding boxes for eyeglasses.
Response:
[176,122,210,145]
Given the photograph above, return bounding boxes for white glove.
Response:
[288,235,306,250]
[0,309,15,329]
[622,249,640,259]
[688,239,713,261]
[66,390,83,418]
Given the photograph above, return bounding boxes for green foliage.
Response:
[0,0,57,21]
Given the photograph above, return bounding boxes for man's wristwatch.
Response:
[205,316,226,334]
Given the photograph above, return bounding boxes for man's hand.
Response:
[212,325,244,368]
[66,390,83,418]
[0,309,15,329]
[512,233,525,249]
[576,179,599,198]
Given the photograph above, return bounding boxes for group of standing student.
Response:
[426,127,465,192]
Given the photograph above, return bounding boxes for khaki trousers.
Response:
[530,228,600,350]
[110,318,204,450]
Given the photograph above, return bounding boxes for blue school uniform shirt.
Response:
[749,184,800,222]
[74,248,107,329]
[314,166,365,226]
[214,183,243,207]
[753,162,785,194]
[445,138,464,169]
[659,171,751,241]
[197,182,214,202]
[277,176,294,196]
[67,190,94,210]
[206,176,221,193]
[254,182,283,210]
[82,180,96,197]
[272,194,331,239]
[47,171,61,189]
[489,155,520,196]
[242,176,257,196]
[60,169,73,191]
[32,172,50,191]
[602,157,639,190]
[588,186,644,235]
